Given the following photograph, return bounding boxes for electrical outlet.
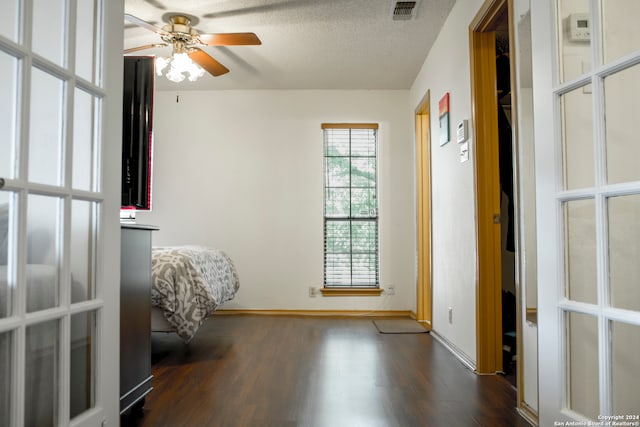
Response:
[448,307,453,324]
[308,286,317,297]
[386,285,395,295]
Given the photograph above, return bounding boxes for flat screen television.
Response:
[121,56,154,211]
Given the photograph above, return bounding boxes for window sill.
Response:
[319,287,384,297]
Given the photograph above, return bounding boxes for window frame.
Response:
[322,123,380,291]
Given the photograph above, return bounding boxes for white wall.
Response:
[408,0,483,362]
[136,90,415,312]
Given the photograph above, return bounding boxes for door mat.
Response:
[373,319,428,334]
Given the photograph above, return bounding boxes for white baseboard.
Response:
[214,309,413,317]
[429,330,477,372]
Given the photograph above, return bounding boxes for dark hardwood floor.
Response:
[121,315,531,427]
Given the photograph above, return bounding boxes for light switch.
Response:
[459,141,469,163]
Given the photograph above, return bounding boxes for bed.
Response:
[150,245,239,342]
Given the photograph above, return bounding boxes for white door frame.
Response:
[531,1,562,423]
[0,1,123,425]
[533,0,640,424]
[95,0,125,425]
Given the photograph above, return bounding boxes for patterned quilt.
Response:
[151,246,239,342]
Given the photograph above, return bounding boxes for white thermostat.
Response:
[456,119,468,143]
[568,13,590,42]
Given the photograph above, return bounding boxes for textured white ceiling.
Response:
[124,0,456,91]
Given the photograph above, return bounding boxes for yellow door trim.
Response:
[415,91,432,329]
[470,0,505,374]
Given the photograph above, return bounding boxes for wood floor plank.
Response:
[121,315,531,427]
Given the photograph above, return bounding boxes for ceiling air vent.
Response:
[392,1,420,21]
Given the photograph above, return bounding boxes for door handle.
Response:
[0,178,4,189]
[493,213,501,224]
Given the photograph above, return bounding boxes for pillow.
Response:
[0,203,8,265]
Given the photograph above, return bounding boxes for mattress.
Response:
[151,246,239,342]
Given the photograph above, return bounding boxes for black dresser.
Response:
[120,224,158,414]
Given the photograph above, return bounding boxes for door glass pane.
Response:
[71,200,95,303]
[604,64,640,184]
[611,321,640,415]
[32,0,65,67]
[73,88,97,191]
[0,331,11,427]
[0,192,13,318]
[75,0,97,83]
[0,0,19,41]
[602,0,640,64]
[70,310,96,418]
[608,194,640,311]
[565,199,597,304]
[558,0,592,83]
[29,68,64,186]
[26,195,60,312]
[25,320,59,427]
[0,51,19,179]
[567,312,599,420]
[561,86,594,190]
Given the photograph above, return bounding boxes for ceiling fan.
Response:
[124,13,261,81]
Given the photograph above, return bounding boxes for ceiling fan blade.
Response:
[143,0,167,10]
[188,48,229,77]
[124,14,170,36]
[123,43,167,54]
[198,33,261,46]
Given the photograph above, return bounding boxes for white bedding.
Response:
[151,246,239,342]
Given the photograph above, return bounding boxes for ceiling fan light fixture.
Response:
[156,56,170,75]
[124,13,260,81]
[171,52,191,69]
[186,62,205,81]
[165,64,186,83]
[156,52,205,83]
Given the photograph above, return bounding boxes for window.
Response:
[323,123,379,288]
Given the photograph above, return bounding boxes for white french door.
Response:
[533,0,640,424]
[0,0,123,426]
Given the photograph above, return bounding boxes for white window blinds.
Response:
[322,124,379,287]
